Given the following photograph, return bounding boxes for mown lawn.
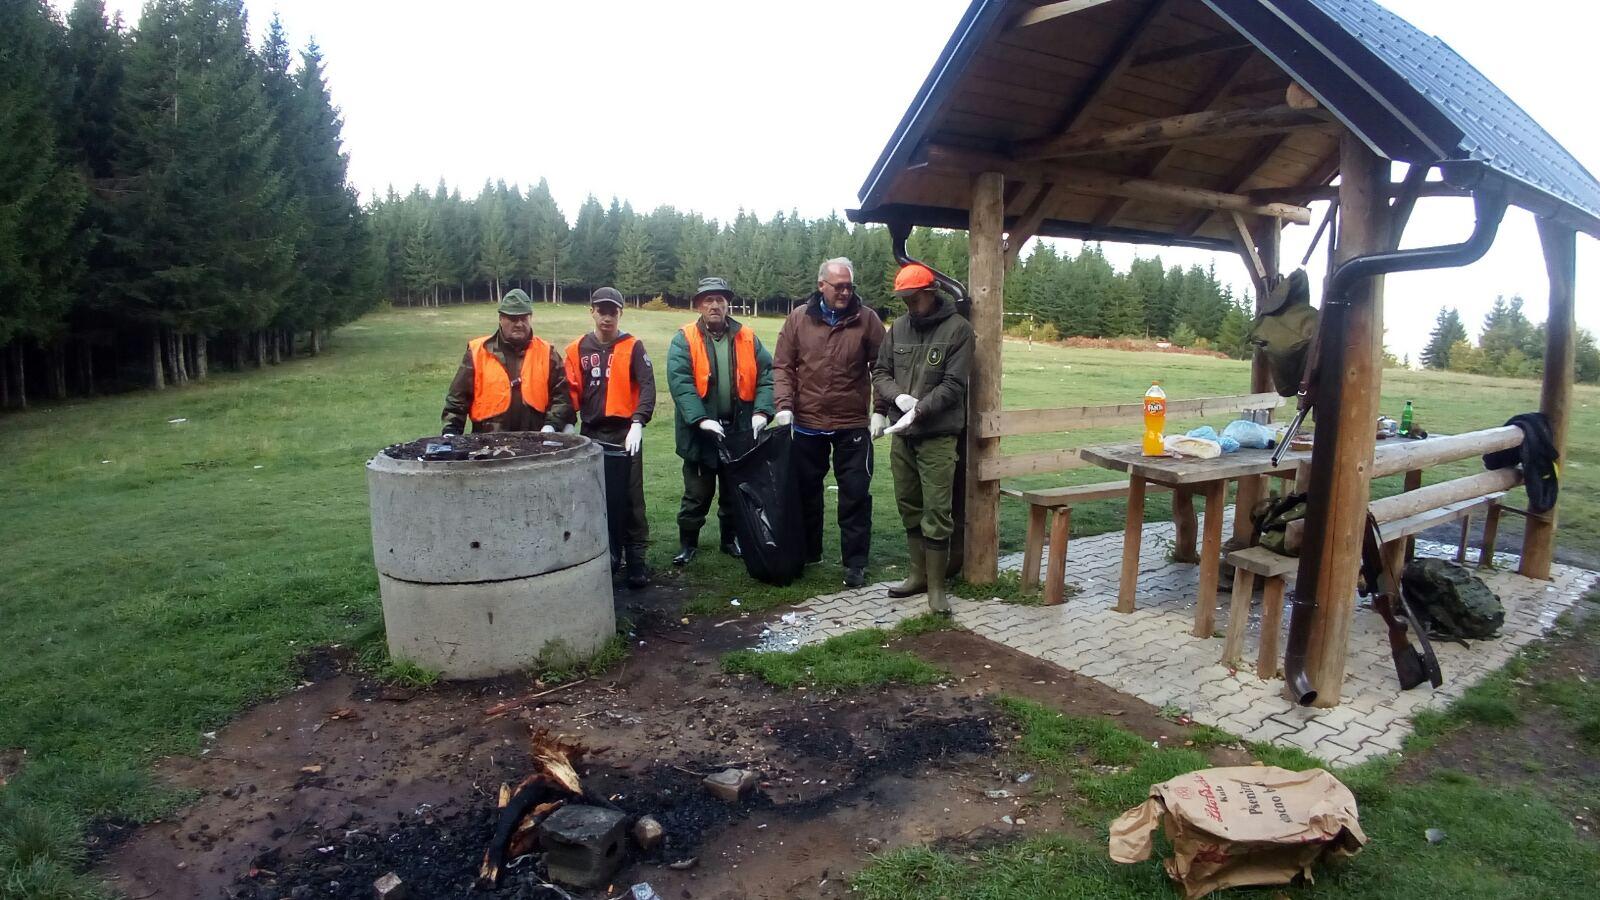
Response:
[854,603,1600,899]
[1,302,1594,896]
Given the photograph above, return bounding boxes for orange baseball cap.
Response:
[892,263,937,296]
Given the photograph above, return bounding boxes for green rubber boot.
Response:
[887,532,927,598]
[923,539,952,615]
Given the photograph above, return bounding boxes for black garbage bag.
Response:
[718,427,805,586]
[596,441,631,568]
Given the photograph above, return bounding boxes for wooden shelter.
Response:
[849,0,1599,706]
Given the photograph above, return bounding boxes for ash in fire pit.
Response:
[383,432,573,461]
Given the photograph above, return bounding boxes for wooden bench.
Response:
[1220,426,1525,678]
[1221,545,1296,677]
[989,392,1285,604]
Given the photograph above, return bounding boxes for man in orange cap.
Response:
[871,263,972,614]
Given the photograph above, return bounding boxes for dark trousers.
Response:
[791,428,874,569]
[604,451,649,561]
[584,424,648,566]
[678,460,736,546]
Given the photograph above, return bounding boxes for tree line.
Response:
[0,0,372,409]
[1422,298,1600,383]
[370,182,1255,356]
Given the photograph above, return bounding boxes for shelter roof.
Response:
[851,0,1600,249]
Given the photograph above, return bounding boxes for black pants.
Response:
[585,425,648,566]
[791,428,874,569]
[678,460,736,546]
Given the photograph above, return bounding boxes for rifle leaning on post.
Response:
[1361,514,1442,690]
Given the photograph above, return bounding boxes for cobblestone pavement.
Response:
[764,519,1597,767]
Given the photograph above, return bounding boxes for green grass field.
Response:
[1,302,1595,896]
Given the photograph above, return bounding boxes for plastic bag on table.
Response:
[1222,418,1276,450]
[1164,434,1221,459]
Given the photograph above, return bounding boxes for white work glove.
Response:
[698,419,726,439]
[773,410,794,427]
[869,412,888,439]
[894,393,918,413]
[624,422,643,455]
[540,424,556,433]
[561,424,576,434]
[884,407,918,436]
[752,414,769,433]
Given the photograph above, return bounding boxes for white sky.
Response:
[71,0,1600,361]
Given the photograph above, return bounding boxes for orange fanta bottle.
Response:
[1142,382,1167,456]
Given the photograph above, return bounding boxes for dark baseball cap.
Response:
[591,286,624,308]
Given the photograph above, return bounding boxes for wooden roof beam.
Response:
[1006,0,1172,256]
[1248,181,1469,204]
[1092,47,1256,227]
[1131,33,1255,67]
[1010,0,1120,29]
[921,144,1313,224]
[1013,104,1335,162]
[1175,131,1297,237]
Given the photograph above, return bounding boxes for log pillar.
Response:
[964,171,1006,584]
[1299,133,1390,707]
[1519,219,1576,578]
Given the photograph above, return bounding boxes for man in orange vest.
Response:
[565,287,657,588]
[441,288,573,435]
[665,276,775,566]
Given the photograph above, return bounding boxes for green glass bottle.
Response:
[1400,400,1414,435]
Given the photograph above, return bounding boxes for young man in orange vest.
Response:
[565,287,657,588]
[441,288,573,435]
[665,276,775,566]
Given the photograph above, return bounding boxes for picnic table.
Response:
[1077,443,1310,637]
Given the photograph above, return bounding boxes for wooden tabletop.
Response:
[1078,443,1309,485]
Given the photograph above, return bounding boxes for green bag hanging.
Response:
[1249,269,1318,397]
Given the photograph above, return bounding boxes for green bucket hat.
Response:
[497,288,534,316]
[692,276,734,304]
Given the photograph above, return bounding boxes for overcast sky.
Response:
[68,0,1599,361]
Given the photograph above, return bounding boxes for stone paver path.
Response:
[764,518,1596,767]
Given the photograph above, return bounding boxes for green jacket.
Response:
[666,317,775,466]
[871,296,973,438]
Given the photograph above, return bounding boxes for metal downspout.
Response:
[1283,185,1508,705]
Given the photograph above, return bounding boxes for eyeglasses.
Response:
[823,281,854,292]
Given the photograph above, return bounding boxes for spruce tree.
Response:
[1421,307,1467,369]
[613,218,656,301]
[570,195,610,288]
[0,0,85,406]
[477,197,517,299]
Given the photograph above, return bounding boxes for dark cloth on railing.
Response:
[1483,412,1559,514]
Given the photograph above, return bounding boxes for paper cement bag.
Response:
[1109,766,1367,899]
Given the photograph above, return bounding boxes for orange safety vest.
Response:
[680,322,756,402]
[564,334,640,418]
[468,334,551,422]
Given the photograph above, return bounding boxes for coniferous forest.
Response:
[0,0,370,407]
[0,0,1284,412]
[368,184,1257,355]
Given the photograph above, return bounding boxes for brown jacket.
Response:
[441,332,573,435]
[773,294,885,431]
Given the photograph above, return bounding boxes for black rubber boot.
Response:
[626,545,650,589]
[673,531,699,566]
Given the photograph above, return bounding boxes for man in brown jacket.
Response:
[441,288,573,435]
[773,257,886,587]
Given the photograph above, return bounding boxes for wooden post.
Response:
[1300,133,1390,707]
[1252,219,1280,396]
[1232,219,1280,545]
[1520,219,1575,579]
[964,171,1006,584]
